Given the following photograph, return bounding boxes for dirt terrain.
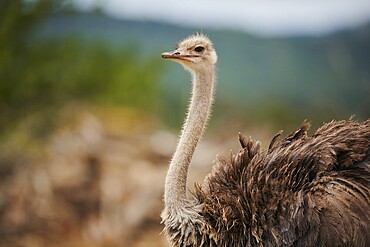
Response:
[0,108,273,247]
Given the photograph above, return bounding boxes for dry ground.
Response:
[0,108,274,247]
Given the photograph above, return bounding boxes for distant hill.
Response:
[35,13,370,127]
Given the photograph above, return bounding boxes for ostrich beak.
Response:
[161,50,179,59]
[161,50,200,61]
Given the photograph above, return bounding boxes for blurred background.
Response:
[0,0,369,246]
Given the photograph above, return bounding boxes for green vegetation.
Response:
[1,0,369,140]
[0,0,163,140]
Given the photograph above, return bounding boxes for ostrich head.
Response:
[161,33,217,72]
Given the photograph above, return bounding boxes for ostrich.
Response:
[161,33,370,247]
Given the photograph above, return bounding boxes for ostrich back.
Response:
[190,119,370,247]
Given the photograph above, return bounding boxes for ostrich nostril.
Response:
[173,52,180,56]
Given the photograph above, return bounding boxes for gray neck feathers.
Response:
[164,67,215,209]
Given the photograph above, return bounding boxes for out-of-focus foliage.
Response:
[0,5,165,245]
[0,0,162,140]
[32,10,370,132]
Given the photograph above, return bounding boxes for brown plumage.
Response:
[192,120,370,246]
[161,34,370,247]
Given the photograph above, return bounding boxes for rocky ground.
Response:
[0,108,274,247]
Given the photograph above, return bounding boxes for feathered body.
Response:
[165,120,370,246]
[160,34,370,247]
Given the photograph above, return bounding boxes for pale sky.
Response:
[74,0,370,37]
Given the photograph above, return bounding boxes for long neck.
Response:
[164,67,215,208]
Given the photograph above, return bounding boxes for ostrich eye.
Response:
[194,46,205,52]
